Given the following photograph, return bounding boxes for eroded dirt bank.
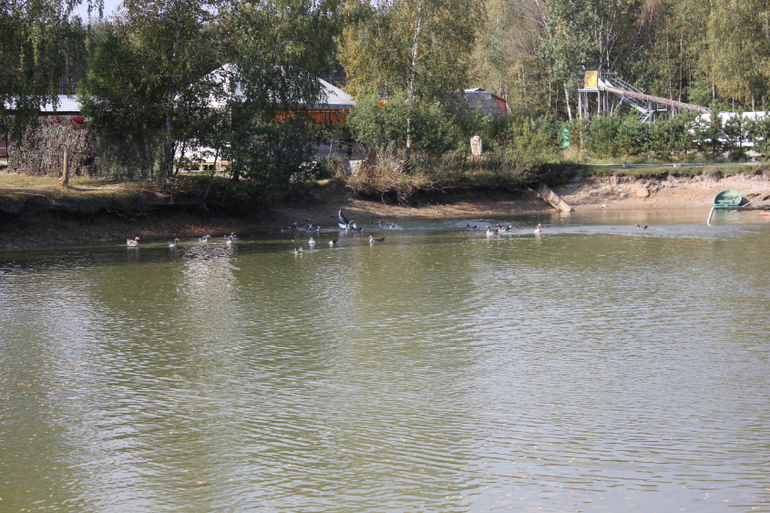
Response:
[1,173,769,249]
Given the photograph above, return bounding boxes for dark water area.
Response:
[1,210,769,512]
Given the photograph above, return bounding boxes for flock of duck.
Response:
[126,209,651,249]
[126,232,239,247]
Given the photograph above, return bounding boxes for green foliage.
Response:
[616,115,648,157]
[94,130,165,182]
[340,0,484,100]
[747,115,770,159]
[693,105,727,157]
[649,111,697,159]
[226,118,314,203]
[722,114,749,159]
[346,92,462,157]
[496,117,557,173]
[78,1,224,180]
[340,0,484,152]
[0,1,96,142]
[583,115,623,158]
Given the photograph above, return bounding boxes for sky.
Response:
[72,0,122,21]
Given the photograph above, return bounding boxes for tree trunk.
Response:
[405,3,423,158]
[564,82,573,120]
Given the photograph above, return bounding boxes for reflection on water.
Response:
[1,212,769,512]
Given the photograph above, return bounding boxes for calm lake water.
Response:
[1,209,769,512]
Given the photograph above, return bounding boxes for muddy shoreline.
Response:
[2,173,769,249]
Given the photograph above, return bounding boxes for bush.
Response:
[616,115,648,157]
[225,117,313,203]
[8,116,97,177]
[693,103,727,157]
[94,129,165,182]
[584,114,623,157]
[346,91,462,158]
[747,115,770,158]
[495,117,556,173]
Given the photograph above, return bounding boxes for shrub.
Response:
[8,116,97,177]
[94,129,164,182]
[584,114,623,157]
[225,117,313,203]
[346,91,463,158]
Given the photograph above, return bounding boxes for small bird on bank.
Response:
[635,223,649,230]
[369,235,385,244]
[127,237,140,247]
[169,238,179,248]
[534,223,542,235]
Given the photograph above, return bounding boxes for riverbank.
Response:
[1,169,769,249]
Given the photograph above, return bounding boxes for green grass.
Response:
[577,162,768,179]
[0,172,107,188]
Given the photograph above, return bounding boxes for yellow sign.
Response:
[585,71,598,89]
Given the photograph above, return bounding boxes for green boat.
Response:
[713,189,742,207]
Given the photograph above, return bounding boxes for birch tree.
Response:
[340,0,484,153]
[78,0,224,181]
[1,0,101,141]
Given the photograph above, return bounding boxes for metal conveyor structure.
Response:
[578,71,710,123]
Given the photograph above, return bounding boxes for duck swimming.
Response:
[635,223,648,230]
[329,239,337,246]
[294,247,303,254]
[199,233,211,242]
[369,235,385,243]
[127,237,140,247]
[486,226,499,236]
[226,235,236,244]
[309,237,316,246]
[168,238,179,248]
[534,223,542,235]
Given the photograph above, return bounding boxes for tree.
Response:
[0,0,100,142]
[339,0,485,153]
[540,0,640,119]
[470,0,553,116]
[78,0,224,181]
[701,0,770,110]
[215,0,340,184]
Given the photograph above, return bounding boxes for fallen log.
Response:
[533,182,574,212]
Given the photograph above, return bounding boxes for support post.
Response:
[57,144,69,187]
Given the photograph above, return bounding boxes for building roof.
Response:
[5,70,355,115]
[315,78,354,110]
[206,64,354,111]
[463,88,509,116]
[3,95,81,115]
